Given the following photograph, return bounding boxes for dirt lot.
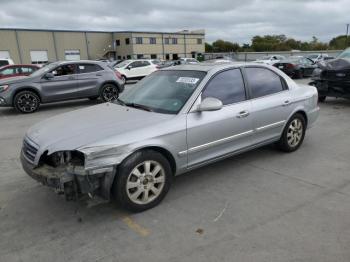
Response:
[1,79,350,262]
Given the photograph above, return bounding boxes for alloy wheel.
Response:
[17,93,39,113]
[102,85,119,102]
[126,160,165,205]
[287,119,303,147]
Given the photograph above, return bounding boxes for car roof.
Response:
[161,62,260,72]
[57,60,106,65]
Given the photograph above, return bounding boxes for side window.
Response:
[1,68,15,75]
[51,64,76,76]
[245,67,284,99]
[78,64,102,73]
[129,61,141,68]
[21,67,34,73]
[202,69,246,105]
[142,61,151,66]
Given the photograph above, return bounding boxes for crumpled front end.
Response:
[20,137,129,201]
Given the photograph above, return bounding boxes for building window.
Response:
[117,56,122,59]
[116,40,120,46]
[197,38,202,44]
[165,54,170,60]
[150,54,157,59]
[149,37,156,44]
[125,38,130,45]
[172,38,177,44]
[64,50,80,61]
[30,50,48,65]
[164,38,170,45]
[127,55,131,59]
[173,54,178,60]
[137,54,144,59]
[136,37,143,44]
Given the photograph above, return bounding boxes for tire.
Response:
[318,96,326,103]
[277,113,306,152]
[100,84,119,102]
[113,150,173,212]
[14,90,40,113]
[121,75,127,84]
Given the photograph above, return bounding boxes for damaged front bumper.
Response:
[20,151,116,201]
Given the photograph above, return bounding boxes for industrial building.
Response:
[0,28,205,64]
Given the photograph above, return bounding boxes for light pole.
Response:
[346,23,349,47]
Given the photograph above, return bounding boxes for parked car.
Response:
[114,59,160,83]
[307,53,329,63]
[0,60,124,113]
[255,55,286,65]
[109,60,123,67]
[309,48,350,102]
[273,56,317,78]
[179,58,199,64]
[0,58,15,67]
[0,64,39,79]
[21,63,319,212]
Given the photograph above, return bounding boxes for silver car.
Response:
[21,63,320,211]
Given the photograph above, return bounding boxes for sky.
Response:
[0,0,349,44]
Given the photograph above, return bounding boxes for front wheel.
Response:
[100,84,119,102]
[113,150,173,212]
[277,113,306,152]
[14,91,40,113]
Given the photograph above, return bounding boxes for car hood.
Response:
[26,103,173,154]
[317,58,350,71]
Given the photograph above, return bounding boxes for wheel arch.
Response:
[12,87,42,105]
[99,81,122,93]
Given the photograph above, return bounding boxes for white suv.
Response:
[114,59,160,83]
[0,58,15,67]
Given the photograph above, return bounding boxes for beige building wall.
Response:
[54,32,88,60]
[17,30,56,64]
[86,32,113,59]
[114,32,133,59]
[0,30,21,63]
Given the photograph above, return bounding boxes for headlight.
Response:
[0,84,9,93]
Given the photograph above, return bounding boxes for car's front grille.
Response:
[23,137,39,163]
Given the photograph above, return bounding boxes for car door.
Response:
[77,63,103,97]
[186,69,254,168]
[302,58,317,76]
[127,61,143,78]
[244,67,293,145]
[40,63,79,102]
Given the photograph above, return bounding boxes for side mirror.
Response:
[197,97,223,112]
[44,72,54,79]
[126,66,132,70]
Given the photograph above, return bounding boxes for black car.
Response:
[309,48,350,102]
[273,56,317,78]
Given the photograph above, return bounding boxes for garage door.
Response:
[65,50,80,61]
[30,51,48,65]
[0,51,11,59]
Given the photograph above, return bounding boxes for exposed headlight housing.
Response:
[0,84,9,93]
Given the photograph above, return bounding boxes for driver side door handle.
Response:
[236,111,250,118]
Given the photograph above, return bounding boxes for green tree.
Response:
[212,39,240,52]
[329,35,350,50]
[205,42,213,52]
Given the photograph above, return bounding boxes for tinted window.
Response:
[245,67,284,98]
[1,68,15,75]
[202,69,246,105]
[129,61,143,68]
[142,61,150,66]
[78,64,102,73]
[51,64,75,76]
[0,60,9,67]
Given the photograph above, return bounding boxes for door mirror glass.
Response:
[44,72,54,79]
[126,65,132,70]
[197,97,223,112]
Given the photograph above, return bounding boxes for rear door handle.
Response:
[237,111,250,118]
[282,100,291,106]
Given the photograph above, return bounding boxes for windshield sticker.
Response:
[176,77,199,84]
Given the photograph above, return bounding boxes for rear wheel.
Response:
[100,84,119,102]
[113,150,173,212]
[277,113,306,152]
[14,90,40,113]
[121,75,127,84]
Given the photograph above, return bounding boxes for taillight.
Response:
[155,65,160,70]
[286,63,295,69]
[114,70,122,80]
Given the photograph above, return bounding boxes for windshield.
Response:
[337,48,350,59]
[30,62,59,77]
[117,70,206,114]
[115,60,131,68]
[283,56,302,63]
[308,54,318,59]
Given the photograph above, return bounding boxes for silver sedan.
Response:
[21,63,320,212]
